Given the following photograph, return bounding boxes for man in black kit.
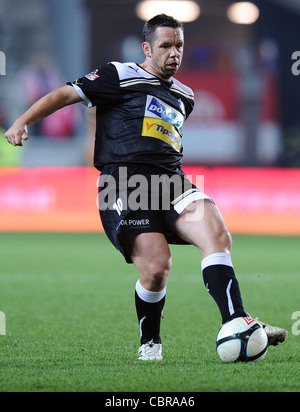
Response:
[5,14,287,360]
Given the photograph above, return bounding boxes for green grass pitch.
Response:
[0,232,299,392]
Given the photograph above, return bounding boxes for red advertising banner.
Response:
[184,166,300,235]
[0,167,101,232]
[0,167,299,235]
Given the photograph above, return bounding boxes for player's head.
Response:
[143,14,184,47]
[142,14,184,80]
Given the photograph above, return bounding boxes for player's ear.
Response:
[142,42,152,58]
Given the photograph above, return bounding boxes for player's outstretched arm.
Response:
[5,85,82,147]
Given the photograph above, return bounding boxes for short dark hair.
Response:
[143,14,184,45]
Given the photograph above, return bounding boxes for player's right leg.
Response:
[98,165,174,360]
[121,232,172,360]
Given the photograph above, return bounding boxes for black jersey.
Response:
[69,62,194,172]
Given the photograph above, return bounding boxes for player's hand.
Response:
[5,123,29,147]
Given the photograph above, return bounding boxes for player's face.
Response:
[143,27,184,81]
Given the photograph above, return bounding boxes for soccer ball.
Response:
[216,317,268,363]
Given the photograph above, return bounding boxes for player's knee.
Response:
[201,224,232,255]
[217,227,232,252]
[148,257,172,290]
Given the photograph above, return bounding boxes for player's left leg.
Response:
[173,199,288,344]
[174,199,247,324]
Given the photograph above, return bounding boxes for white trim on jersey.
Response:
[111,61,156,80]
[170,80,195,101]
[72,83,93,108]
[110,62,194,101]
[172,189,211,215]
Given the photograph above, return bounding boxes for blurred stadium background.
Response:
[0,0,300,235]
[1,2,299,392]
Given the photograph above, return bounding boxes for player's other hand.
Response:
[5,122,29,147]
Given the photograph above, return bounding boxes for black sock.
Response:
[135,292,165,344]
[202,254,247,324]
[135,280,166,344]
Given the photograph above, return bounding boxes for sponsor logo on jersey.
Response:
[142,95,184,152]
[85,70,100,81]
[119,218,150,227]
[145,96,184,135]
[142,117,182,152]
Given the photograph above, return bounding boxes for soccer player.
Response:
[5,14,287,360]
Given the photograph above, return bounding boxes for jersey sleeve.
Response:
[67,63,121,108]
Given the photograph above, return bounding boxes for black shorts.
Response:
[98,164,211,263]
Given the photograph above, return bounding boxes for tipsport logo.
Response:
[143,96,185,152]
[142,118,182,153]
[0,51,6,75]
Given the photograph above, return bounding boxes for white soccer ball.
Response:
[216,317,268,363]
